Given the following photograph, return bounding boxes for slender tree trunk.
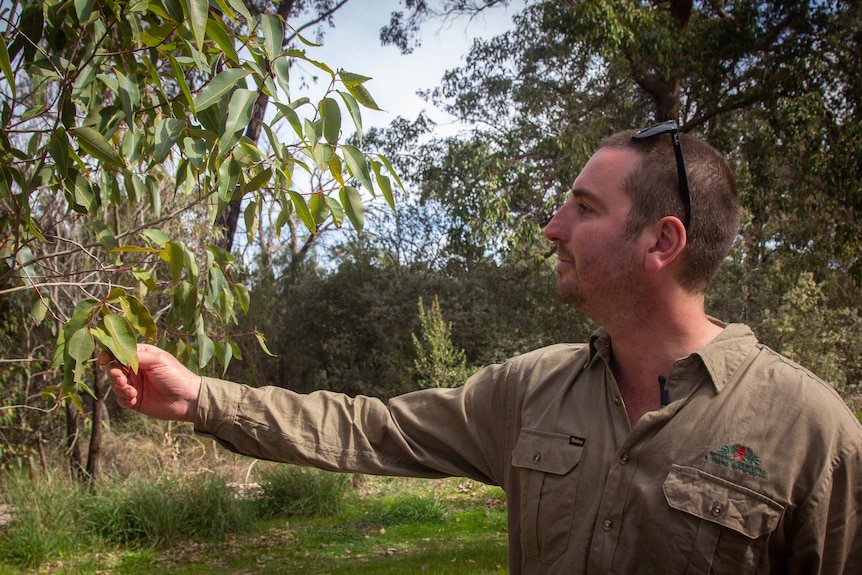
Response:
[85,367,105,482]
[65,401,84,481]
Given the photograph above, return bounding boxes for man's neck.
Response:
[603,299,723,428]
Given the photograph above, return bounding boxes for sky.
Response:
[288,1,523,135]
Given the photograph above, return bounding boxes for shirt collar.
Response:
[587,322,759,394]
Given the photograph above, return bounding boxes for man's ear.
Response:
[643,216,687,274]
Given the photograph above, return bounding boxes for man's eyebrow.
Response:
[571,188,606,207]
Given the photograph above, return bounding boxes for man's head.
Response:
[599,126,741,293]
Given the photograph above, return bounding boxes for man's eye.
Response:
[577,202,592,213]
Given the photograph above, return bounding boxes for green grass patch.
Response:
[0,473,507,575]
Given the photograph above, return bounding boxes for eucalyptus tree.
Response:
[0,0,400,476]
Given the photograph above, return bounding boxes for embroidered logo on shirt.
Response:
[705,444,766,479]
[569,436,586,447]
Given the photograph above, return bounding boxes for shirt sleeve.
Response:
[193,362,515,485]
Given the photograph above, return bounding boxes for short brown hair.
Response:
[600,129,740,292]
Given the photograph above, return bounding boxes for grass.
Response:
[0,470,508,575]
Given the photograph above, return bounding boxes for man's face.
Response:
[543,147,643,317]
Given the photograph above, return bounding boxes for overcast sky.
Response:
[290,1,523,135]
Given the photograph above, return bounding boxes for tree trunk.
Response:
[85,367,105,482]
[65,400,84,481]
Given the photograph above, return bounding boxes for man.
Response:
[105,123,862,574]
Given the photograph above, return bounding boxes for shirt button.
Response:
[613,395,623,406]
[602,519,613,531]
[533,453,542,464]
[619,452,630,465]
[711,502,723,516]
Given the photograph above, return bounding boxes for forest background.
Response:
[0,0,860,486]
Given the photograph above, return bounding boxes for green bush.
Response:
[254,465,353,519]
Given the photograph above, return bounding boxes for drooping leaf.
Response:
[370,159,396,210]
[225,88,257,136]
[187,0,209,50]
[234,282,250,313]
[154,117,184,162]
[255,330,276,357]
[337,90,362,143]
[119,295,158,339]
[0,36,15,101]
[288,189,316,233]
[320,97,341,144]
[67,327,95,364]
[260,13,284,59]
[340,185,364,234]
[341,144,374,192]
[205,15,239,63]
[99,313,139,373]
[197,333,214,370]
[345,82,381,111]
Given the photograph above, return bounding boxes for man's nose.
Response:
[543,203,569,243]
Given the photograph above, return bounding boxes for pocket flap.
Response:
[663,464,784,539]
[511,428,584,475]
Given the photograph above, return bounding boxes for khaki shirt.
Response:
[196,323,862,574]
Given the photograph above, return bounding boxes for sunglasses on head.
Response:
[632,120,691,231]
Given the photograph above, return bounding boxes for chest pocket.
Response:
[512,428,584,563]
[658,465,785,575]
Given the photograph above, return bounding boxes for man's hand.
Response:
[100,344,201,423]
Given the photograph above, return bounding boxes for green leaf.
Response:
[273,56,290,100]
[337,90,362,143]
[30,296,48,326]
[260,13,284,59]
[205,15,239,64]
[320,97,341,144]
[72,126,124,167]
[198,334,214,370]
[67,327,95,364]
[345,82,381,111]
[376,153,406,192]
[371,160,396,210]
[154,117,184,162]
[119,295,158,340]
[74,0,95,23]
[142,228,170,246]
[98,313,139,373]
[193,68,250,112]
[312,142,334,171]
[225,89,257,136]
[213,339,233,376]
[324,195,344,228]
[188,0,208,51]
[338,71,372,88]
[288,189,316,233]
[0,36,15,101]
[217,155,240,204]
[341,144,374,193]
[92,220,119,252]
[244,199,259,244]
[340,185,364,234]
[234,283,250,313]
[168,55,194,112]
